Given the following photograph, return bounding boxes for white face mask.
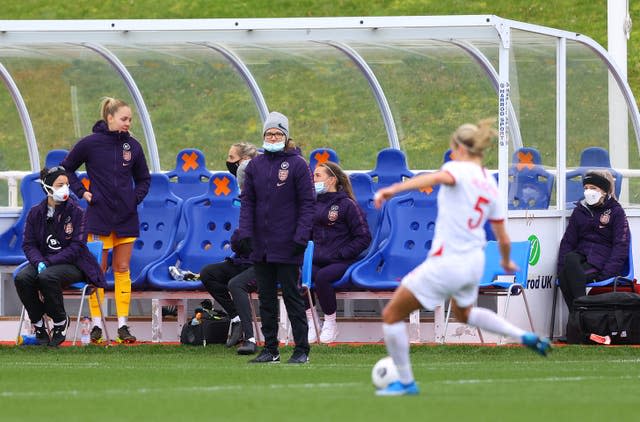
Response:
[584,188,603,206]
[262,141,285,153]
[314,181,327,194]
[44,183,70,202]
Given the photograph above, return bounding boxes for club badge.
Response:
[64,222,73,234]
[328,205,339,222]
[600,209,611,225]
[123,143,132,161]
[278,169,289,182]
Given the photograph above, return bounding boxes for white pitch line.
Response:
[0,382,362,399]
[436,374,640,385]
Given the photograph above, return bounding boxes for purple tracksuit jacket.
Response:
[557,196,630,280]
[22,197,106,288]
[61,120,150,237]
[238,148,315,265]
[312,191,371,265]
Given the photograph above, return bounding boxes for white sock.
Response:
[33,319,44,328]
[324,312,336,323]
[467,307,526,339]
[247,337,256,343]
[231,315,241,323]
[305,309,314,320]
[92,317,103,329]
[118,316,128,328]
[382,322,414,384]
[53,319,66,326]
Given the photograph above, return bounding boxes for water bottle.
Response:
[19,315,37,345]
[169,265,184,281]
[80,317,91,345]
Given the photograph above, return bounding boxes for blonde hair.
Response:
[100,97,129,122]
[320,161,356,201]
[451,118,497,157]
[588,168,617,199]
[232,142,258,159]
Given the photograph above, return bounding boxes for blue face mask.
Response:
[263,141,285,153]
[314,181,327,194]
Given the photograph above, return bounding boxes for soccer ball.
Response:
[371,356,399,389]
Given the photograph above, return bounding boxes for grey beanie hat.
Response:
[262,111,289,139]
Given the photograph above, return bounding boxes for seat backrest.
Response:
[300,240,314,290]
[367,148,414,188]
[508,147,554,210]
[479,240,531,288]
[86,241,104,262]
[309,148,339,172]
[349,172,380,236]
[165,148,213,200]
[130,173,183,280]
[45,149,68,169]
[579,147,611,167]
[176,172,240,272]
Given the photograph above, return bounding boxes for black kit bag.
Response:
[180,305,230,346]
[566,291,640,345]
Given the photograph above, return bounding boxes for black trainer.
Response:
[49,316,69,347]
[225,321,242,347]
[237,340,257,355]
[287,350,309,364]
[33,325,50,345]
[117,325,136,344]
[249,348,280,363]
[90,326,104,344]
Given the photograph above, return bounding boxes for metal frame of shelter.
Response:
[1,15,639,214]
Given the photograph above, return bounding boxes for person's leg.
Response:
[14,264,45,324]
[37,264,83,323]
[558,251,588,310]
[228,266,256,339]
[253,263,279,355]
[200,260,241,318]
[314,262,350,343]
[88,238,109,330]
[381,286,422,386]
[278,263,309,360]
[455,300,526,339]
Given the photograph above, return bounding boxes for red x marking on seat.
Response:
[213,177,231,196]
[181,152,199,172]
[81,177,90,191]
[314,151,330,165]
[419,186,433,194]
[516,151,534,170]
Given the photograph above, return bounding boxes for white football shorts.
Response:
[401,248,485,311]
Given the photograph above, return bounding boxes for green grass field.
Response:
[0,343,639,421]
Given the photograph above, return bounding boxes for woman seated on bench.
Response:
[14,166,105,346]
[557,169,630,311]
[307,161,371,343]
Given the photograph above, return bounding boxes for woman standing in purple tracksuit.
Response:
[61,97,150,344]
[557,169,630,311]
[307,161,371,343]
[15,166,106,346]
[238,111,315,364]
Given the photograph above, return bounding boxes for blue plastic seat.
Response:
[45,149,68,169]
[0,173,45,265]
[508,147,554,210]
[367,148,414,188]
[102,173,183,290]
[350,190,438,291]
[566,147,623,206]
[443,240,535,343]
[146,172,240,291]
[309,148,339,172]
[165,148,213,199]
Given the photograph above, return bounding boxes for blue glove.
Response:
[37,262,46,273]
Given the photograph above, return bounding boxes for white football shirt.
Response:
[430,160,504,256]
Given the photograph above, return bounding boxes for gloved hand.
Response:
[292,242,307,256]
[37,262,46,274]
[237,238,253,256]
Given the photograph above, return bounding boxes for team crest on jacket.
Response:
[64,222,73,235]
[278,162,289,182]
[600,209,611,225]
[328,205,339,222]
[123,143,132,161]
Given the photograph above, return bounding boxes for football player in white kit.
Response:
[373,119,551,396]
